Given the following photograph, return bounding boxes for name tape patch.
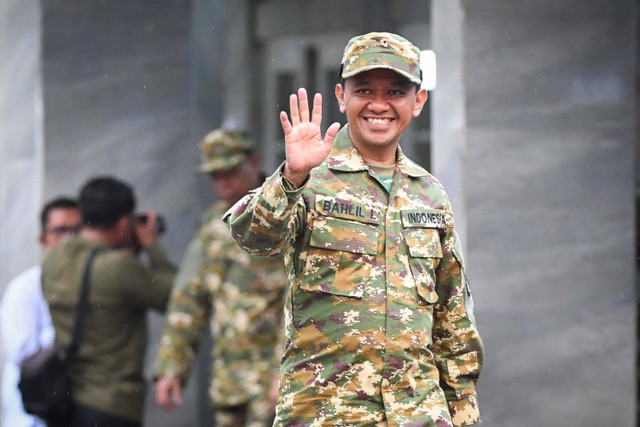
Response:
[402,209,449,228]
[316,195,379,224]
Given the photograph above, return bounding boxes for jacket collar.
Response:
[325,125,429,178]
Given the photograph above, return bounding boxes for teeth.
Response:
[366,118,391,124]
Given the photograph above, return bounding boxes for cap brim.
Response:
[198,153,247,173]
[342,64,421,85]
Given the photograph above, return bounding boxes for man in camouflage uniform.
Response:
[154,129,287,427]
[224,32,483,426]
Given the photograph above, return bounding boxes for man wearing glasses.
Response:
[1,197,81,427]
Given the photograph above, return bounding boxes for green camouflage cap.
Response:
[198,129,253,173]
[341,32,422,85]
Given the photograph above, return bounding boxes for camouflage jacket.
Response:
[154,202,287,407]
[224,126,483,426]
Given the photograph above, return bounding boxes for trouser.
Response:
[215,399,275,427]
[47,402,141,427]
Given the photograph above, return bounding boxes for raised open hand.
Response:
[280,88,341,187]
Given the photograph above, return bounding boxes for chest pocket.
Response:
[403,227,442,305]
[301,215,378,298]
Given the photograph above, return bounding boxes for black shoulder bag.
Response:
[18,247,100,421]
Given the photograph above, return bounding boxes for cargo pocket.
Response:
[300,216,378,298]
[403,227,442,305]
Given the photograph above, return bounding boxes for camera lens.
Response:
[136,213,166,234]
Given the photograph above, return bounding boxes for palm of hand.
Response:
[285,122,331,171]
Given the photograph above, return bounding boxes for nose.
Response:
[367,92,390,112]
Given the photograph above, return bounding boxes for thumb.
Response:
[324,122,342,146]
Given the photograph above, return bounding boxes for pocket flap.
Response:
[403,228,442,258]
[310,216,378,255]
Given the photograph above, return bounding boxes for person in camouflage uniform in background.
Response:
[224,32,483,426]
[154,129,287,427]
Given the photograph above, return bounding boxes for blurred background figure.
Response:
[42,176,176,427]
[1,197,81,427]
[154,129,287,427]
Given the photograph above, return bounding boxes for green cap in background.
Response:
[198,129,254,173]
[341,32,422,85]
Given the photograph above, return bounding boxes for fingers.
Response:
[280,111,292,135]
[287,88,316,126]
[155,380,172,410]
[289,93,299,127]
[156,377,182,411]
[297,88,310,122]
[170,383,183,407]
[310,93,323,126]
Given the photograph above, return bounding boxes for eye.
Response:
[389,89,406,96]
[354,88,370,94]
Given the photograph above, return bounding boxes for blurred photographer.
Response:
[42,176,176,427]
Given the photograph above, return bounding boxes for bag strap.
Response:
[66,247,101,359]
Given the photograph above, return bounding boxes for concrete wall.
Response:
[41,1,209,425]
[461,2,636,426]
[432,0,467,247]
[0,0,43,311]
[41,0,209,256]
[0,0,43,422]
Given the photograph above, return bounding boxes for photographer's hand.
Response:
[134,210,159,248]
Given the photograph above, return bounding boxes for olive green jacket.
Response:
[42,237,175,421]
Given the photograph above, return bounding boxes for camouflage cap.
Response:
[341,32,422,85]
[198,129,253,173]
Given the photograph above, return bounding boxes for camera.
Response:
[135,213,167,234]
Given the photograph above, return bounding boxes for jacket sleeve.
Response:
[223,165,305,257]
[114,245,176,312]
[432,229,484,426]
[154,236,213,383]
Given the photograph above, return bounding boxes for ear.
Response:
[38,233,47,246]
[335,84,346,114]
[115,216,130,234]
[412,88,428,117]
[249,153,260,170]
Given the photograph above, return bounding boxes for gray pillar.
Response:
[0,0,43,293]
[431,0,467,246]
[464,1,636,426]
[221,0,251,130]
[0,0,43,423]
[191,0,224,137]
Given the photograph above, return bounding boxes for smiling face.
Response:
[336,68,427,164]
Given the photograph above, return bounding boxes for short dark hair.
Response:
[40,197,78,233]
[79,176,136,229]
